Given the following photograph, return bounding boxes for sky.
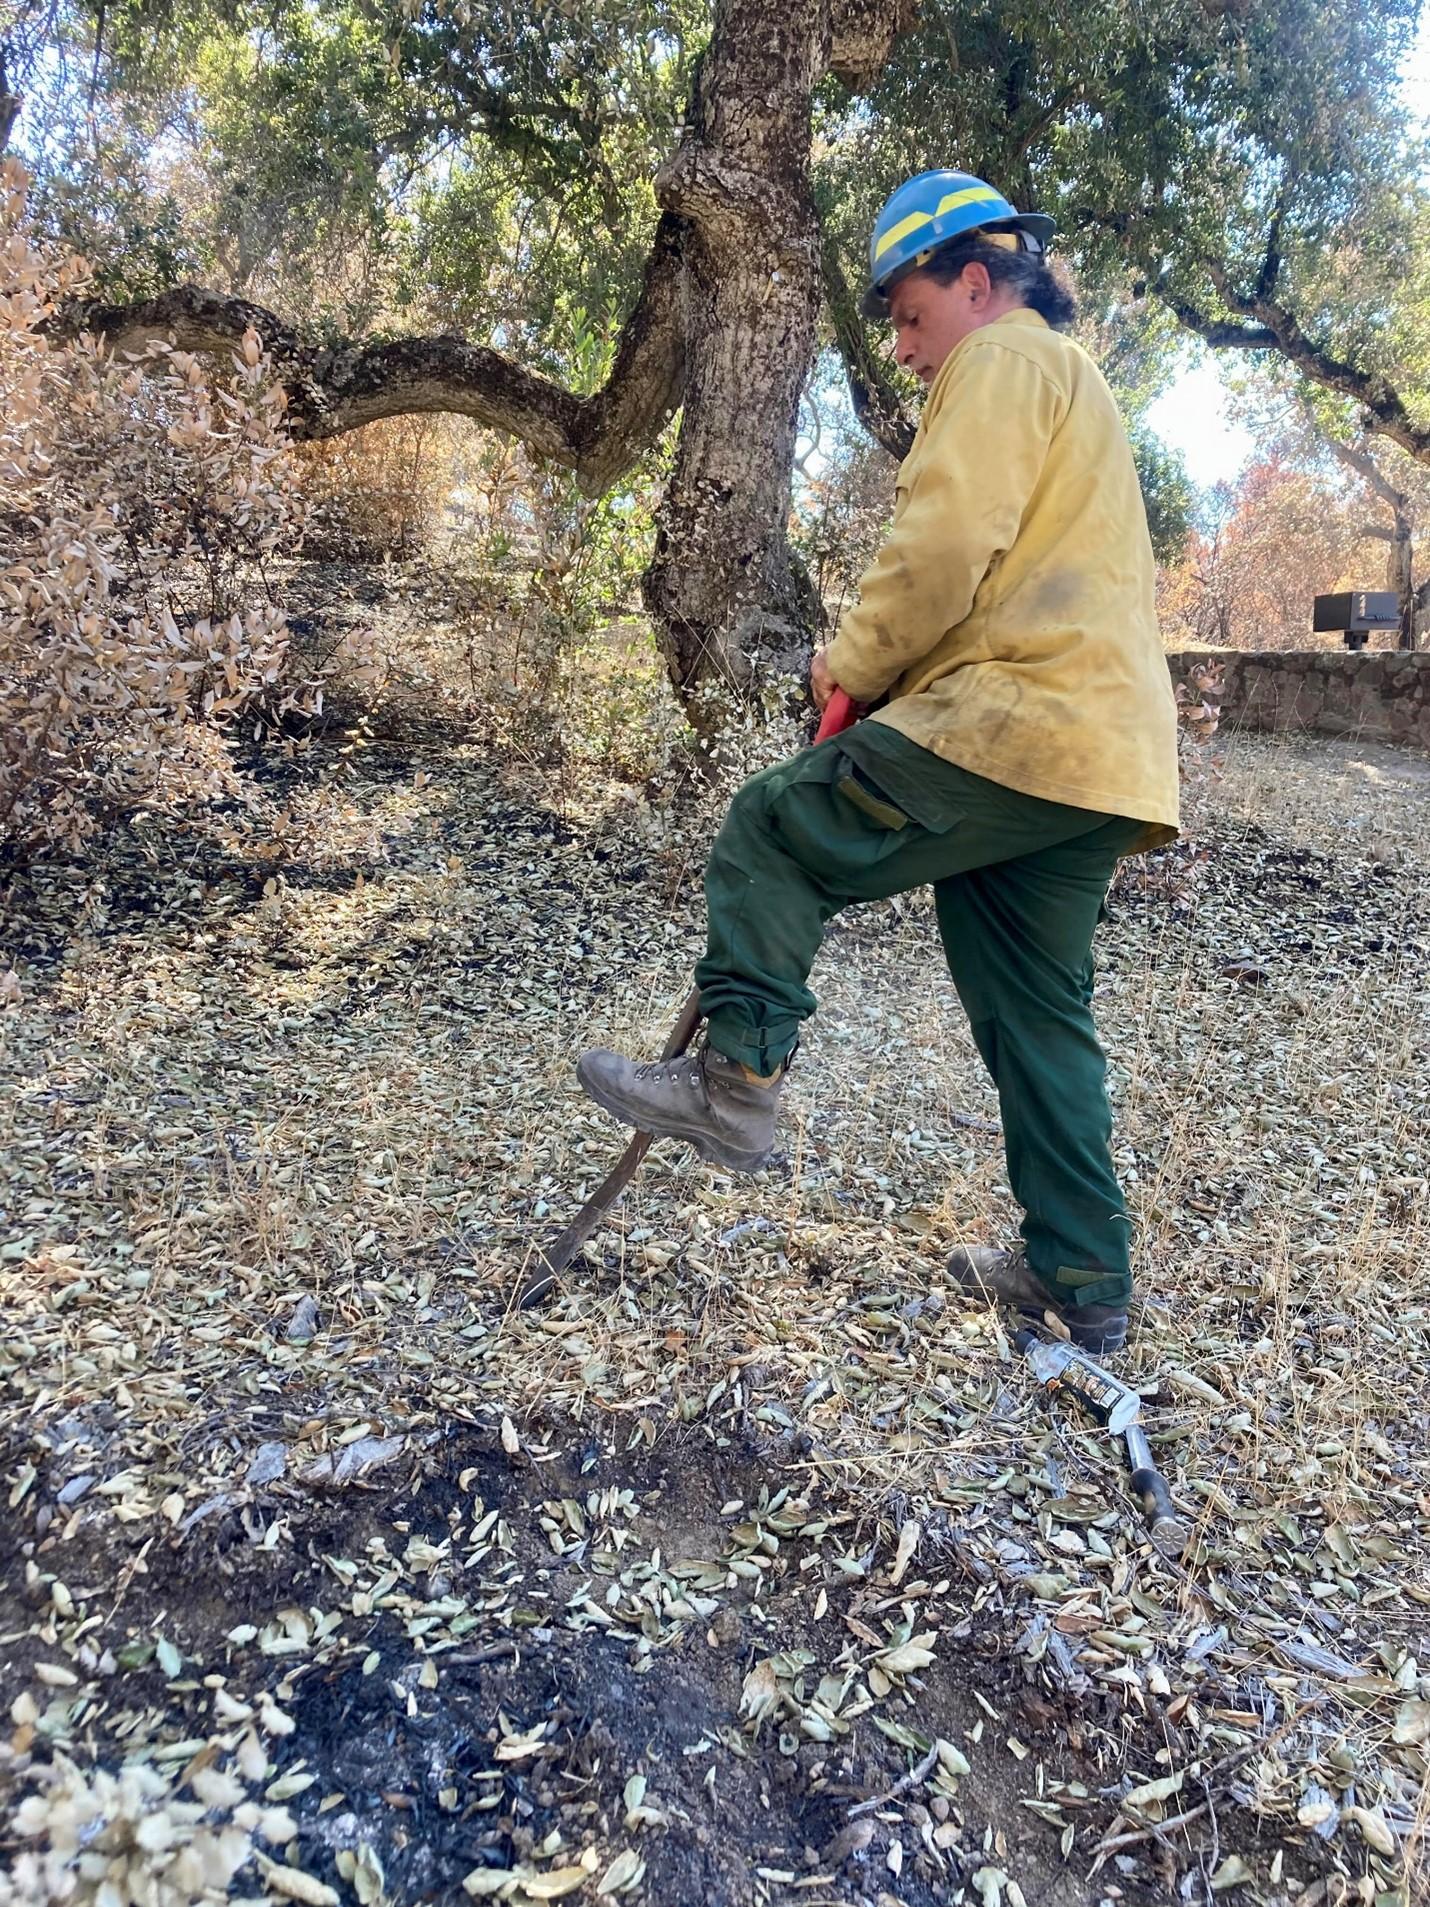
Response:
[1146,360,1254,491]
[1147,20,1430,489]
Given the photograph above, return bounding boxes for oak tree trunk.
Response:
[641,0,829,714]
[641,0,913,719]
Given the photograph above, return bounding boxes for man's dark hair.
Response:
[921,236,1078,330]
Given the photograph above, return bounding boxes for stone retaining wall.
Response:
[1165,649,1430,751]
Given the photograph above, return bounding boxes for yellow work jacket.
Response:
[825,309,1179,848]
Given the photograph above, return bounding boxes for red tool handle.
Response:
[814,686,861,743]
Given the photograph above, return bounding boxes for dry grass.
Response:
[0,717,1426,1906]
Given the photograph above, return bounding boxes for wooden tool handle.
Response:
[515,989,703,1309]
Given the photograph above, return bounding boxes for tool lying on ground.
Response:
[1015,1325,1187,1557]
[515,685,863,1309]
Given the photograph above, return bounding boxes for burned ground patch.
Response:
[3,1418,1252,1907]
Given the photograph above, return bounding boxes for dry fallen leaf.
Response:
[1392,1697,1430,1746]
[596,1849,644,1894]
[522,1865,591,1900]
[261,1864,342,1907]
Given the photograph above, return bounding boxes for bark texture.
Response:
[75,216,687,495]
[641,0,831,695]
[643,0,915,702]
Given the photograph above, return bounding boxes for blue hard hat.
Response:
[860,169,1056,319]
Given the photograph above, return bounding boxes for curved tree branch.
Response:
[66,213,688,493]
[1326,434,1407,517]
[1089,187,1430,469]
[1155,285,1280,352]
[1160,266,1430,464]
[571,213,688,485]
[820,223,916,460]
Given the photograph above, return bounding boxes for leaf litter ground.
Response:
[1,710,1427,1907]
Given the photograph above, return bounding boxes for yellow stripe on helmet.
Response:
[873,208,934,263]
[872,185,1010,264]
[935,183,1006,219]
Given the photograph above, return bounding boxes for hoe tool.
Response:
[515,688,859,1309]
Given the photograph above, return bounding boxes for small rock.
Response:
[709,1607,742,1647]
[286,1295,321,1342]
[822,1818,875,1866]
[247,1442,289,1486]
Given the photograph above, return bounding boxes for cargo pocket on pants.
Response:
[833,760,910,831]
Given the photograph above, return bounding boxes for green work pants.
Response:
[693,726,1146,1309]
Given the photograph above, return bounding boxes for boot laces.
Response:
[632,1053,703,1087]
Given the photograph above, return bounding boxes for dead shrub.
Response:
[0,159,341,858]
[291,415,462,560]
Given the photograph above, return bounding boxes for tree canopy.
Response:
[18,1,1426,411]
[6,0,1428,695]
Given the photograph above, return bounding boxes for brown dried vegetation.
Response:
[0,163,360,859]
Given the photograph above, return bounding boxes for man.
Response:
[578,169,1179,1356]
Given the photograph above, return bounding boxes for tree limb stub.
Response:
[829,0,919,88]
[70,213,688,493]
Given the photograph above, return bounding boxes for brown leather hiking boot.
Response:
[946,1245,1129,1355]
[576,1040,784,1173]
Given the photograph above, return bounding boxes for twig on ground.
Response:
[1089,1801,1211,1861]
[847,1740,940,1819]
